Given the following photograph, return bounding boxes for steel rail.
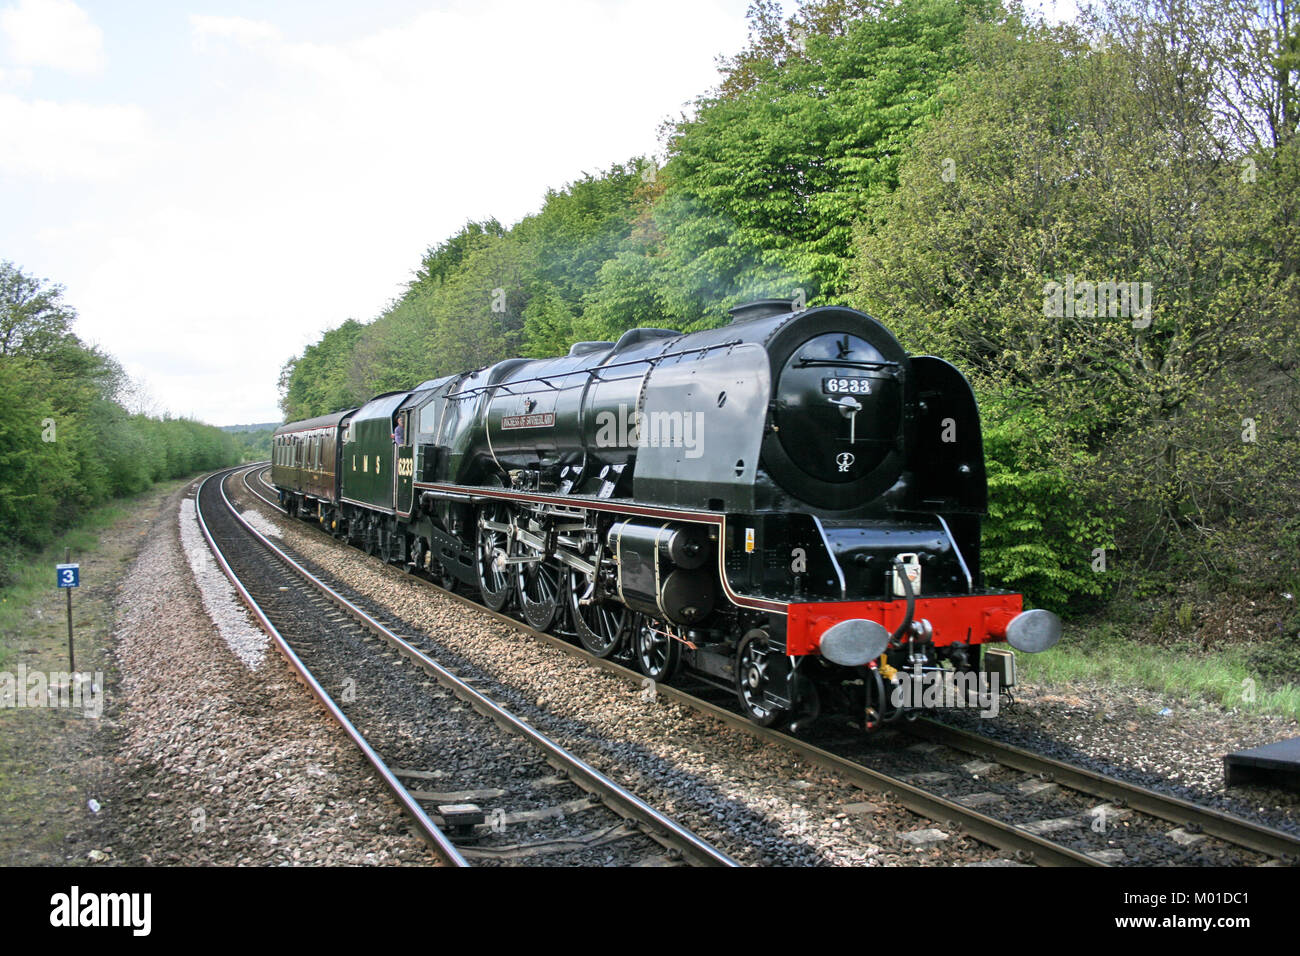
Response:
[243,461,1300,865]
[223,467,737,867]
[907,718,1300,862]
[194,469,469,866]
[237,465,1095,865]
[248,463,1294,868]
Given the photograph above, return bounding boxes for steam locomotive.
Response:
[271,300,1061,731]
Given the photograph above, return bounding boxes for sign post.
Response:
[56,549,79,673]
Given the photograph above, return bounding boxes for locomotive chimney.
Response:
[727,299,796,324]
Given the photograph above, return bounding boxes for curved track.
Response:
[202,466,737,867]
[242,464,1300,867]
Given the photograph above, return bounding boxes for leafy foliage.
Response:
[277,0,990,414]
[275,0,1300,620]
[854,1,1300,609]
[278,319,366,421]
[668,0,1001,298]
[0,260,240,585]
[980,393,1117,610]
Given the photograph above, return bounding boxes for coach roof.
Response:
[274,409,353,436]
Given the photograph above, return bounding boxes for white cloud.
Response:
[6,1,752,423]
[189,14,280,49]
[0,0,104,73]
[0,63,32,86]
[0,91,154,179]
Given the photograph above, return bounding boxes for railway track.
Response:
[198,466,737,867]
[896,718,1299,863]
[240,463,1300,867]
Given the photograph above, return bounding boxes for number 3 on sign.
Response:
[56,563,80,588]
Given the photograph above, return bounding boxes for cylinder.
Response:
[609,520,716,625]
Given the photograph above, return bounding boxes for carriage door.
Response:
[395,411,414,515]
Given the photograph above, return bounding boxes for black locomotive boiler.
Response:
[272,300,1061,730]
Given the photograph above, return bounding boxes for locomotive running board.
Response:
[412,479,787,616]
[414,480,719,523]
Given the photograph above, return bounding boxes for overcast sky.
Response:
[1,0,1077,426]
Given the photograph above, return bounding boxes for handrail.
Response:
[445,339,743,399]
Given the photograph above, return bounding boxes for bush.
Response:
[979,393,1116,614]
[0,258,244,569]
[1246,640,1300,688]
[0,361,77,548]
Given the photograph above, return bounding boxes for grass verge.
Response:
[1019,623,1300,721]
[0,477,193,665]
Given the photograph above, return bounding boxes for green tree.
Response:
[0,260,241,584]
[0,260,77,358]
[666,0,1001,299]
[0,361,77,552]
[412,219,507,289]
[278,319,366,419]
[854,2,1300,606]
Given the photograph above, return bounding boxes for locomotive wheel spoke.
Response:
[569,574,628,658]
[635,618,680,683]
[476,503,514,611]
[735,629,789,728]
[517,554,561,632]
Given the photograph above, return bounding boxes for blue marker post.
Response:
[56,549,80,673]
